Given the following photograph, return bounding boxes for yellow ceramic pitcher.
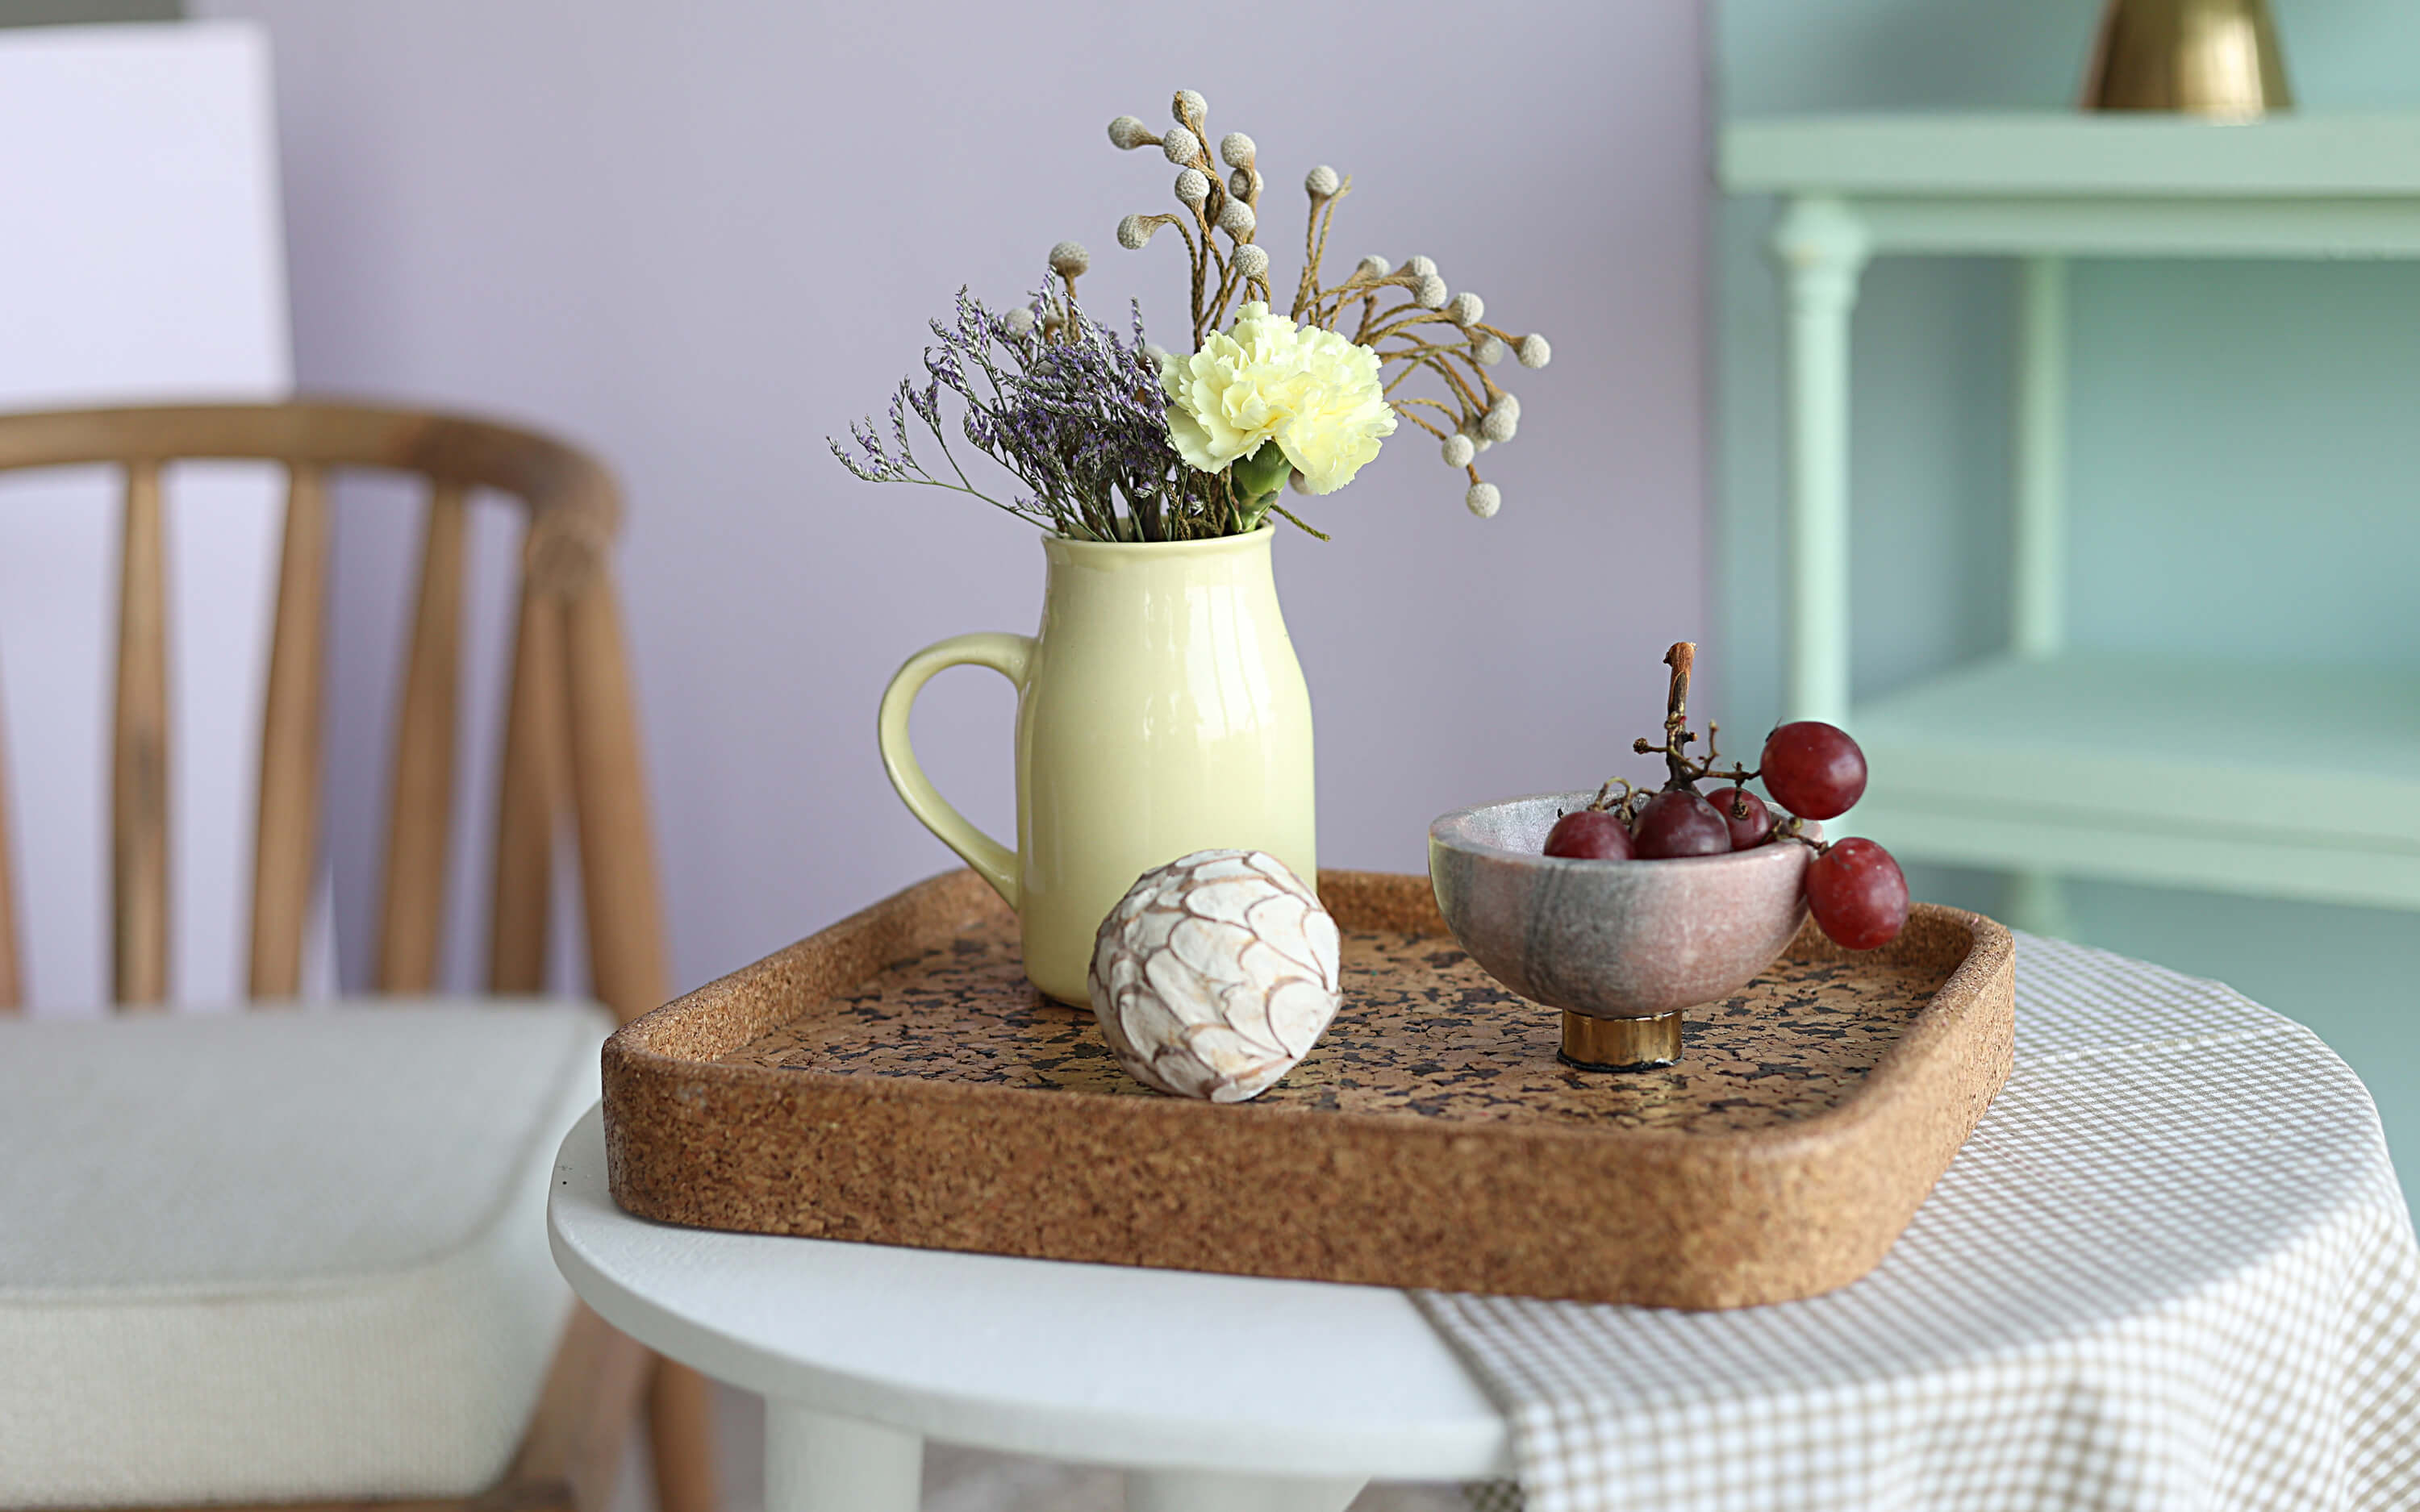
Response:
[878,527,1317,1004]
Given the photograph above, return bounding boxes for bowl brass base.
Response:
[1559,1008,1684,1072]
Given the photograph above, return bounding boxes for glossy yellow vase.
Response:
[878,527,1316,1004]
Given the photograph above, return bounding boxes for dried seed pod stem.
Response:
[1362,306,1468,347]
[1387,396,1458,438]
[1348,286,1432,343]
[1386,347,1487,419]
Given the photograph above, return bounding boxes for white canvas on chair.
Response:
[0,20,302,1012]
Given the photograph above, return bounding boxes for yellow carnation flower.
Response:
[1161,302,1299,473]
[1160,303,1396,496]
[1274,324,1396,494]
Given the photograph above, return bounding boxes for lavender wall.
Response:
[195,0,1709,998]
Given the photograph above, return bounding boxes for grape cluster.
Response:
[1539,644,1910,952]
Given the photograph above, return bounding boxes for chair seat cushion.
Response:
[0,999,614,1508]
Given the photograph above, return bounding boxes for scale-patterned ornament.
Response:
[1088,849,1343,1102]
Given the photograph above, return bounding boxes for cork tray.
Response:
[603,868,2015,1308]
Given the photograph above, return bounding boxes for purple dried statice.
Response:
[830,285,1195,541]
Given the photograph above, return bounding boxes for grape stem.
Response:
[1585,641,1851,862]
[1771,813,1825,852]
[1584,776,1653,824]
[1630,640,1760,797]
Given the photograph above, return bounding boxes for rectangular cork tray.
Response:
[603,868,2015,1308]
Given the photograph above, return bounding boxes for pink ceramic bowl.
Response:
[1427,790,1816,1020]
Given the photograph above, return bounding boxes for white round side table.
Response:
[548,1107,1512,1512]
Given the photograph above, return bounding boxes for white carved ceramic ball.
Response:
[1088,850,1342,1102]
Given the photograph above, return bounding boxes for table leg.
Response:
[1127,1468,1368,1512]
[1771,195,1871,728]
[764,1401,922,1512]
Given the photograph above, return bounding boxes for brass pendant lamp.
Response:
[2083,0,2293,118]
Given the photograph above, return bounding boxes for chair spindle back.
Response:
[0,402,666,1021]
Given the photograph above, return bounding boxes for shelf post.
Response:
[2012,255,2069,660]
[2005,869,2075,941]
[1772,196,1870,727]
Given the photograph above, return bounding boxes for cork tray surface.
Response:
[606,868,2016,1309]
[720,923,1943,1135]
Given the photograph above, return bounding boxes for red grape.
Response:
[1706,786,1771,850]
[1630,790,1730,859]
[1544,809,1635,860]
[1760,721,1867,820]
[1805,838,1909,950]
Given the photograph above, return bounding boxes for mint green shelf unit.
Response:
[1721,113,2420,921]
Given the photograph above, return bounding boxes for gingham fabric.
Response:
[1417,933,2420,1512]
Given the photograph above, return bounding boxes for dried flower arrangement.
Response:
[832,88,1552,542]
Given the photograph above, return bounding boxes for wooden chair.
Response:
[0,403,715,1512]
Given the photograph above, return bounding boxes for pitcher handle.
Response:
[877,632,1034,907]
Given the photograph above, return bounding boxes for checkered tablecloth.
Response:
[1417,933,2420,1512]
